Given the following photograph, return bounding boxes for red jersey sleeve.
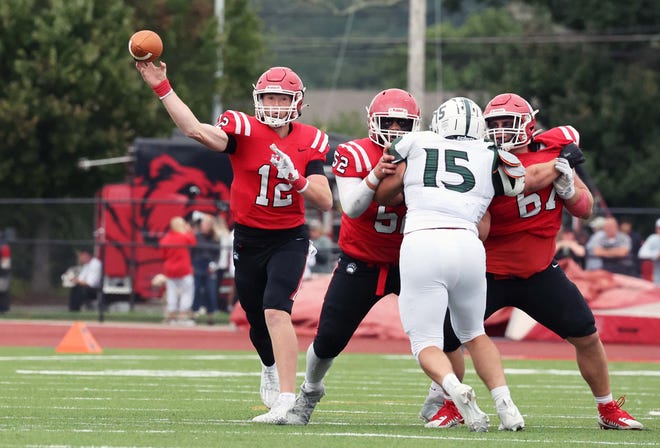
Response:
[333,137,378,179]
[533,125,580,149]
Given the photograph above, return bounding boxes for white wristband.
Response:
[159,89,174,101]
[366,170,380,188]
[296,177,310,193]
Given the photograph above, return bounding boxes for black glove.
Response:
[560,143,585,168]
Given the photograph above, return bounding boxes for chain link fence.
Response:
[3,197,655,311]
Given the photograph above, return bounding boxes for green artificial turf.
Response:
[0,347,657,447]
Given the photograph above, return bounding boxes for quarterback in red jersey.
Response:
[136,62,332,424]
[284,88,421,425]
[421,93,643,431]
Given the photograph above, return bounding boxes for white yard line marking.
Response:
[401,368,660,376]
[0,354,259,361]
[222,430,659,445]
[16,369,259,377]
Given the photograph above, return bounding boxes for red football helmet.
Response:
[367,88,421,147]
[483,93,538,151]
[253,67,305,127]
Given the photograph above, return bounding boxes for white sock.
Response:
[304,343,334,388]
[595,394,613,405]
[427,381,448,402]
[491,385,512,410]
[441,373,462,396]
[428,381,443,396]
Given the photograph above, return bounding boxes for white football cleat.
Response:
[496,397,525,431]
[252,394,294,425]
[260,363,279,408]
[448,383,489,432]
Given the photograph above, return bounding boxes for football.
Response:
[128,30,163,62]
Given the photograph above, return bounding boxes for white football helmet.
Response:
[253,66,305,127]
[430,97,486,140]
[483,93,538,151]
[367,88,421,147]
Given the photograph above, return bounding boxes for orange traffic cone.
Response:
[55,321,103,354]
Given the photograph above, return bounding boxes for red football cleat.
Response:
[424,400,465,429]
[598,396,643,430]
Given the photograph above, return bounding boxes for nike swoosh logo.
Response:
[297,148,307,152]
[551,263,559,268]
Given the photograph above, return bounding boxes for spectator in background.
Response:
[307,218,335,274]
[160,216,197,325]
[216,222,235,312]
[555,228,586,268]
[619,218,643,277]
[586,217,634,275]
[213,215,233,312]
[584,216,606,269]
[638,218,660,285]
[66,248,102,312]
[191,212,221,325]
[0,231,11,313]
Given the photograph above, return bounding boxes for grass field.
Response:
[0,347,657,448]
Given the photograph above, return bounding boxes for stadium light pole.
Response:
[408,0,426,117]
[213,0,225,122]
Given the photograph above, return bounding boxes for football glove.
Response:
[553,157,575,199]
[559,143,585,168]
[269,144,309,192]
[270,144,300,182]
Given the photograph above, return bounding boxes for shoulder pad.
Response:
[495,165,525,196]
[503,164,525,178]
[497,149,522,167]
[497,150,525,178]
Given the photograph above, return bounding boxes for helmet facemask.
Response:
[483,93,538,151]
[485,113,536,151]
[368,114,420,146]
[253,90,304,127]
[367,89,421,147]
[253,67,306,127]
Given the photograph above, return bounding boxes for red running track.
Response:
[0,319,659,362]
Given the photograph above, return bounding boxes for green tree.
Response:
[0,0,264,294]
[218,0,266,113]
[424,2,660,212]
[0,0,162,292]
[0,0,162,200]
[128,0,223,123]
[127,0,265,119]
[520,0,660,212]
